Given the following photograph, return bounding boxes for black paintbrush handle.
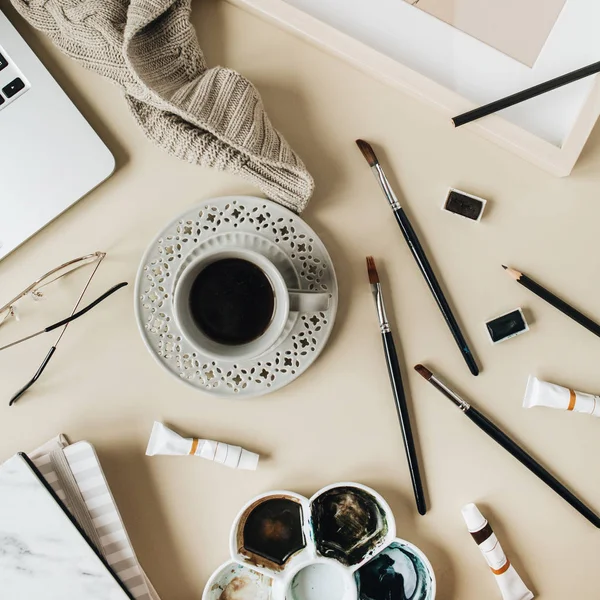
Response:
[452,60,600,127]
[382,330,427,516]
[393,208,479,376]
[520,274,600,338]
[466,405,600,528]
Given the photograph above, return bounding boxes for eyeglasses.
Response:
[0,252,128,406]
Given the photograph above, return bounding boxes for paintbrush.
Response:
[357,139,479,376]
[414,364,600,528]
[367,256,426,515]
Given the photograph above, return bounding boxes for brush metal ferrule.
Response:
[373,164,401,211]
[430,375,471,412]
[371,283,391,333]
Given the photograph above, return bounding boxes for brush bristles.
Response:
[356,139,379,167]
[414,364,433,381]
[366,256,379,284]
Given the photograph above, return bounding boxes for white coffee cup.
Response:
[173,248,330,361]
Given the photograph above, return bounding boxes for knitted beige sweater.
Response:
[10,0,314,212]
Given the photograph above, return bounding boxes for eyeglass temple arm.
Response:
[45,282,128,333]
[9,346,56,406]
[8,281,128,406]
[0,252,104,315]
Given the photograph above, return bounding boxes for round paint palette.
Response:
[203,483,436,600]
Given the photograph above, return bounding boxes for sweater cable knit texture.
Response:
[10,0,314,211]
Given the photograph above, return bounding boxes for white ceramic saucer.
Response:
[134,196,338,397]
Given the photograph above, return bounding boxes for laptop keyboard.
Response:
[0,44,30,112]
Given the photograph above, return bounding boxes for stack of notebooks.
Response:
[0,436,160,599]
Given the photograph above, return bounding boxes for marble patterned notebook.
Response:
[29,440,157,600]
[0,453,134,599]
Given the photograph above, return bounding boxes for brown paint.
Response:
[470,521,493,546]
[236,495,305,572]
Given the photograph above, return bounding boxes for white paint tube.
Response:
[524,375,600,417]
[462,503,534,600]
[146,422,259,470]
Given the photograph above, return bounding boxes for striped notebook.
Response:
[28,436,159,600]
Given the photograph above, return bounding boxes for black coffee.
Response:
[189,258,275,345]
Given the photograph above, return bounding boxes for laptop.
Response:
[0,9,115,261]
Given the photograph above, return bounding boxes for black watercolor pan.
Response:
[310,484,393,567]
[355,540,436,600]
[486,308,529,344]
[442,188,487,222]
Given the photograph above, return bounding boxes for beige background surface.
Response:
[409,0,567,66]
[1,0,600,598]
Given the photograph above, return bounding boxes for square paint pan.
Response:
[442,188,487,222]
[485,308,529,344]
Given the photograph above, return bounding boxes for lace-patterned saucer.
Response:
[134,196,338,397]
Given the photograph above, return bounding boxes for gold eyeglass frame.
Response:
[0,252,106,327]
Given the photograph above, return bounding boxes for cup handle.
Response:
[289,290,330,313]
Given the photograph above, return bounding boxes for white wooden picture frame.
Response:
[227,0,600,176]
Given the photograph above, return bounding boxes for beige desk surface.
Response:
[1,1,600,598]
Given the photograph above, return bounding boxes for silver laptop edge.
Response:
[0,9,115,260]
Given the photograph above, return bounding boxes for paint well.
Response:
[241,497,306,568]
[311,486,388,566]
[206,562,272,600]
[356,542,434,600]
[289,563,349,600]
